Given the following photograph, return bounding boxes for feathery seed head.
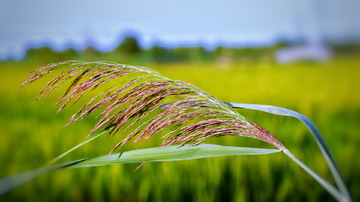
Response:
[22,61,285,154]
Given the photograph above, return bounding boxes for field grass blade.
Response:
[69,144,281,168]
[0,144,280,195]
[0,159,87,195]
[226,102,350,201]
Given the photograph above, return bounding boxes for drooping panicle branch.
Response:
[22,61,285,153]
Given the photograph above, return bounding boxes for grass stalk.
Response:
[43,129,109,166]
[283,149,343,201]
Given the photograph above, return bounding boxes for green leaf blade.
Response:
[0,144,280,194]
[70,144,281,168]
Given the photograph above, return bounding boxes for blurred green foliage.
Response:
[21,44,280,64]
[18,36,360,65]
[0,55,359,202]
[114,37,143,56]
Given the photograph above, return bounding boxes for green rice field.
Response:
[0,58,359,201]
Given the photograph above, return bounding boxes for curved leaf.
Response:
[226,102,350,201]
[0,144,280,195]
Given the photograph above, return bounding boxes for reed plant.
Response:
[0,61,352,201]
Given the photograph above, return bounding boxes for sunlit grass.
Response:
[0,58,359,201]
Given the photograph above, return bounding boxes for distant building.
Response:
[275,44,332,63]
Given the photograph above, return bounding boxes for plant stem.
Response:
[283,149,347,201]
[43,129,108,166]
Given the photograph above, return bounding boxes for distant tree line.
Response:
[21,36,360,64]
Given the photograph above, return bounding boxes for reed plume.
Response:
[21,61,285,153]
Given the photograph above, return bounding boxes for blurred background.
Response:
[0,0,359,201]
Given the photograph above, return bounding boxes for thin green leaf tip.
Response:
[21,61,285,153]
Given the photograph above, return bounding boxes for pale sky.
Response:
[0,0,359,59]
